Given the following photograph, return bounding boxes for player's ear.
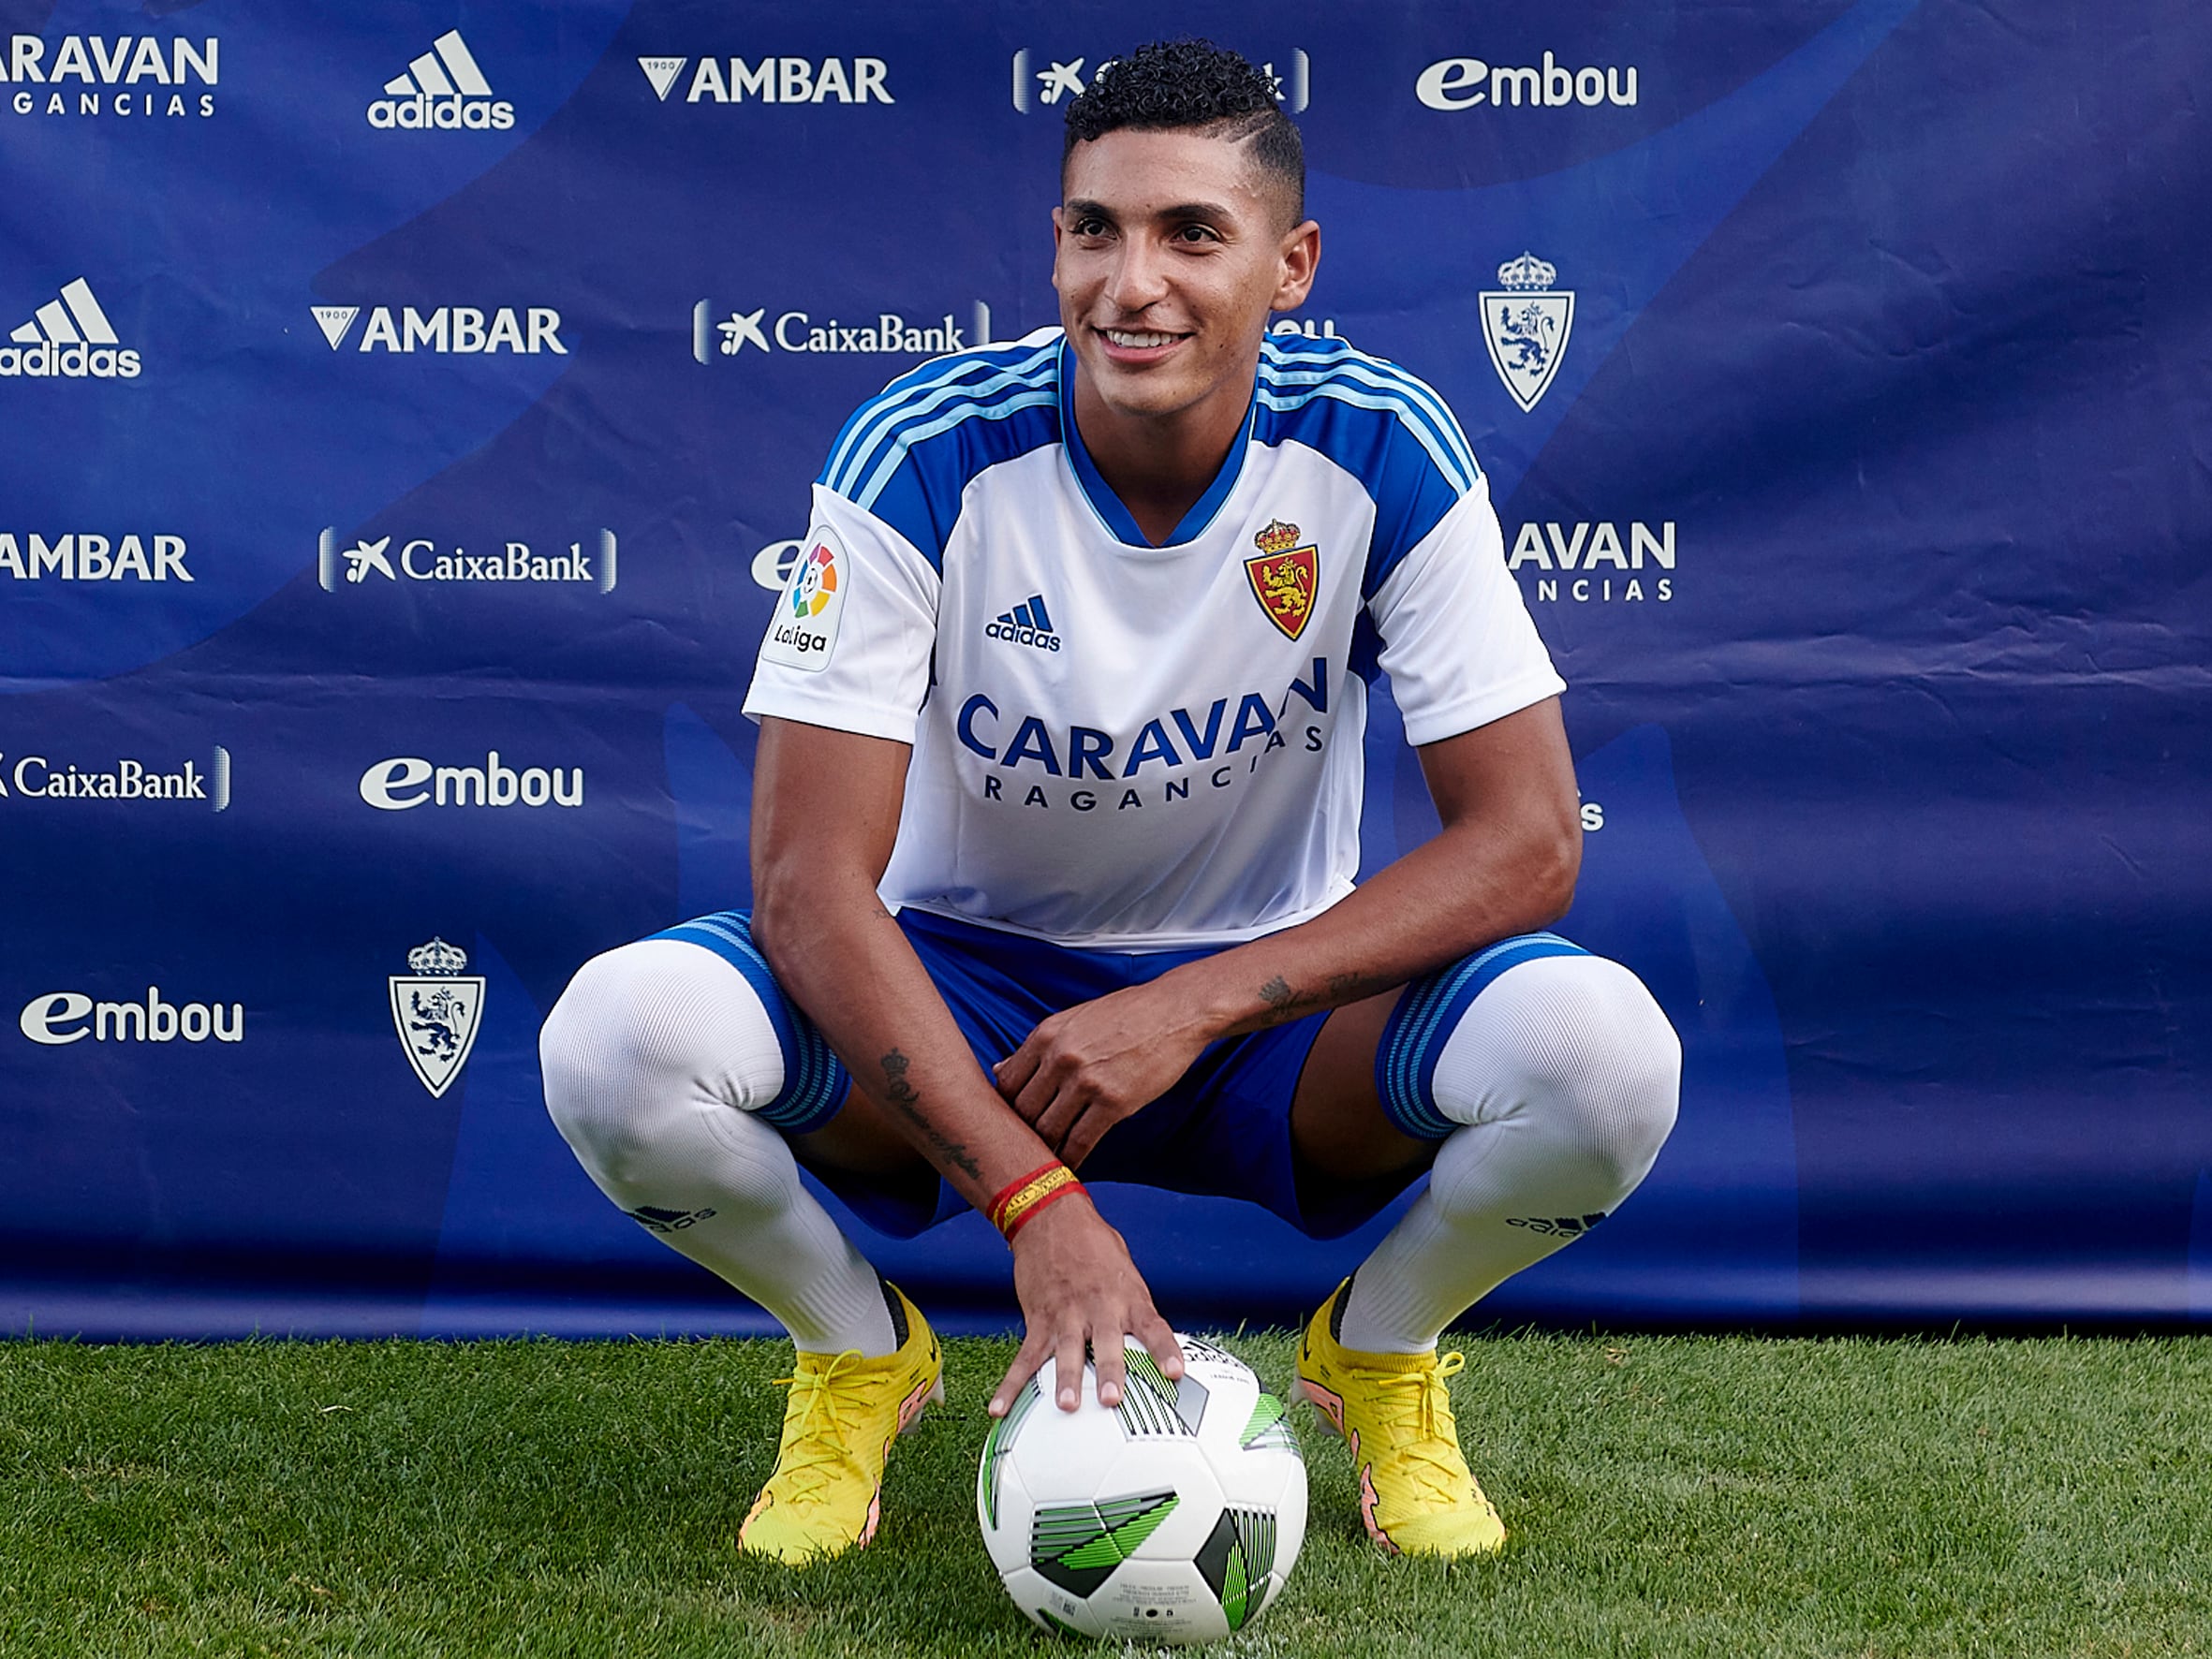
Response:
[1273,219,1320,314]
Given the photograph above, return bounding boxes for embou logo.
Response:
[360,751,583,810]
[20,987,243,1045]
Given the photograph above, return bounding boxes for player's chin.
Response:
[1085,360,1202,418]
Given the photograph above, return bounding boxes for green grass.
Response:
[4,1332,2209,1658]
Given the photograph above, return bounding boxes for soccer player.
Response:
[540,39,1679,1564]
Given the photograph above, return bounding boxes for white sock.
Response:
[538,938,897,1357]
[1338,953,1681,1354]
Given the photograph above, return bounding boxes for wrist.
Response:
[988,1161,1089,1242]
[1007,1188,1097,1249]
[1153,959,1246,1045]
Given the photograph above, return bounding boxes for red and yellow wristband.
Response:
[986,1161,1086,1241]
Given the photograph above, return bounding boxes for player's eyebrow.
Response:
[1065,198,1238,228]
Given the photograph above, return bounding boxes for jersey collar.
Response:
[1056,336,1256,550]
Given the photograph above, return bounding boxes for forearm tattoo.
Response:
[877,1048,982,1180]
[1253,970,1396,1027]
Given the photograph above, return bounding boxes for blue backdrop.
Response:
[3,0,2205,1339]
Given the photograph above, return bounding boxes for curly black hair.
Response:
[1062,39,1305,224]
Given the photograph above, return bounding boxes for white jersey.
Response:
[743,328,1563,950]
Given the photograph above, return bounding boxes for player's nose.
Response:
[1102,235,1172,311]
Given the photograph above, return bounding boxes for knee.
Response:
[1441,954,1681,1190]
[1525,957,1680,1185]
[538,940,780,1185]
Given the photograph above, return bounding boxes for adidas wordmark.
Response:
[0,278,140,378]
[368,30,513,130]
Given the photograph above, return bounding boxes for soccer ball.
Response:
[975,1332,1306,1645]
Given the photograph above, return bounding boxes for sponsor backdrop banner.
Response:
[2,0,2205,1339]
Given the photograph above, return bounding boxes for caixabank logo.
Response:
[0,278,140,379]
[636,54,892,106]
[1011,48,1308,113]
[695,299,995,363]
[0,745,231,810]
[366,30,512,130]
[2,32,218,120]
[317,528,617,594]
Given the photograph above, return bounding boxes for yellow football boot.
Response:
[1290,1278,1507,1557]
[737,1282,943,1563]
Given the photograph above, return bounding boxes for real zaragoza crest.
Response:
[389,937,484,1099]
[1480,251,1574,412]
[1245,520,1319,640]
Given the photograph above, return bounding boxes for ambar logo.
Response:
[20,987,243,1046]
[0,533,191,580]
[638,55,891,105]
[312,305,566,355]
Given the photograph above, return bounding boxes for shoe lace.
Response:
[768,1351,870,1506]
[1355,1350,1469,1505]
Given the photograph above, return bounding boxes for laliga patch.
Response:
[761,525,848,671]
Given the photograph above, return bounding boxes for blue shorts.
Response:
[657,905,1427,1241]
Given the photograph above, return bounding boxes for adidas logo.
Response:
[625,1204,717,1235]
[0,279,140,378]
[1507,1211,1610,1239]
[984,594,1062,653]
[367,30,515,130]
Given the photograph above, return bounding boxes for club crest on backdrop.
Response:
[388,938,485,1099]
[1479,252,1575,412]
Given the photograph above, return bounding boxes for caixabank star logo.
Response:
[1010,48,1307,113]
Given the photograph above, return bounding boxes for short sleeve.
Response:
[1367,474,1566,747]
[742,482,940,744]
